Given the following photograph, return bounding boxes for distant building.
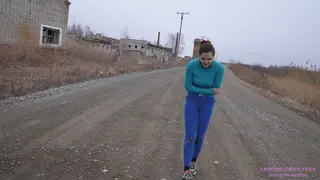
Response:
[119,38,173,63]
[92,33,120,50]
[192,38,202,58]
[68,32,120,53]
[0,0,71,48]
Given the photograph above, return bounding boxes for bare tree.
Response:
[84,25,94,38]
[68,23,77,34]
[165,33,185,55]
[228,59,236,64]
[75,24,84,37]
[122,26,130,39]
[165,33,176,48]
[178,34,185,55]
[68,23,84,37]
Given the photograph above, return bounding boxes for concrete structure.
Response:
[146,43,173,63]
[93,33,120,50]
[67,33,120,53]
[119,38,173,64]
[74,37,112,52]
[192,38,201,58]
[120,38,148,52]
[0,0,71,48]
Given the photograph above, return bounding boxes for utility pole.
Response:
[175,12,189,58]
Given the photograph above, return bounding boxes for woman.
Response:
[182,40,225,179]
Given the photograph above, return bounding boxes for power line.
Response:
[175,12,189,58]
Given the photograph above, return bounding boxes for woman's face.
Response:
[199,52,214,68]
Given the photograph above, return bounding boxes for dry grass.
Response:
[0,40,177,99]
[228,61,320,121]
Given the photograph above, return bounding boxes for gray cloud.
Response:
[69,0,320,66]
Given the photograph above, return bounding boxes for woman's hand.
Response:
[213,88,220,95]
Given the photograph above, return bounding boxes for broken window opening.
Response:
[42,26,60,45]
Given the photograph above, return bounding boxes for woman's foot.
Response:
[190,162,197,175]
[182,170,193,180]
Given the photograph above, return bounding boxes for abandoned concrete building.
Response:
[0,0,71,47]
[93,33,120,51]
[119,33,173,63]
[192,38,202,58]
[68,32,120,53]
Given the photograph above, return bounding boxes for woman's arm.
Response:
[184,63,214,95]
[213,64,225,88]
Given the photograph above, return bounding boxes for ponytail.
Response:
[200,39,212,46]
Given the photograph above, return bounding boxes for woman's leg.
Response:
[192,98,215,161]
[183,97,198,171]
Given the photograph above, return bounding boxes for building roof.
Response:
[80,37,111,44]
[147,43,173,51]
[119,38,148,43]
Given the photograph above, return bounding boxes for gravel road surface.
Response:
[0,67,319,180]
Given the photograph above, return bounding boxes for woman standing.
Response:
[182,40,225,179]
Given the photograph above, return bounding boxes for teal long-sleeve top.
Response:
[184,58,225,96]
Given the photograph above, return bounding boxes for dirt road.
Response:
[0,67,319,180]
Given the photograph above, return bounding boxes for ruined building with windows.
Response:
[119,32,174,64]
[0,0,71,48]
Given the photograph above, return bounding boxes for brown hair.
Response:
[199,39,215,56]
[200,40,212,46]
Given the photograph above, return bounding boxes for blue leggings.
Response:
[183,92,215,167]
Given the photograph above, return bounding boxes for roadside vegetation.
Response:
[228,60,320,122]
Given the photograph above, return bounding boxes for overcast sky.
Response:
[69,0,319,66]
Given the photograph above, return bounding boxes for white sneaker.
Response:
[190,163,197,175]
[182,170,193,180]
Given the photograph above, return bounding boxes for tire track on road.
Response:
[1,69,183,180]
